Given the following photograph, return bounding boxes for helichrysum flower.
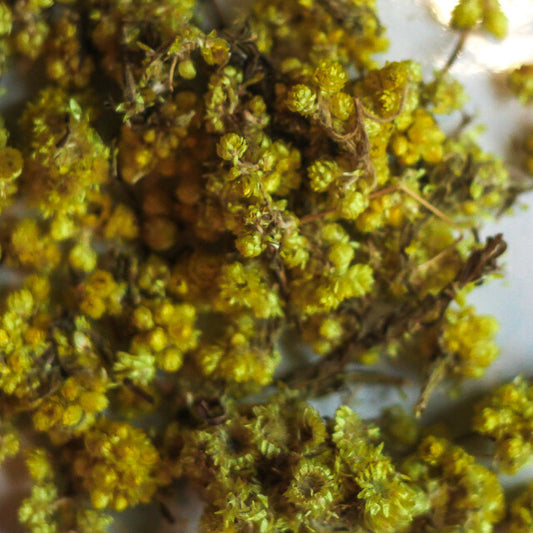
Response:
[286,84,317,116]
[74,420,161,511]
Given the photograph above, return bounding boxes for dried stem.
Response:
[415,237,462,272]
[439,30,469,78]
[168,54,178,92]
[414,352,452,417]
[300,208,337,225]
[398,183,461,230]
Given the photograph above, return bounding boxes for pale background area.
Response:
[2,0,533,531]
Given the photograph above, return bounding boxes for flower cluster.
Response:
[473,377,533,474]
[507,64,533,105]
[451,0,508,39]
[175,397,430,532]
[402,436,504,531]
[74,420,162,511]
[0,0,528,531]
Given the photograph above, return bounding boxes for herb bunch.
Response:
[0,0,531,532]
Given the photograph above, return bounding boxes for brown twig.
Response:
[300,208,337,225]
[168,54,178,92]
[123,378,155,404]
[439,30,469,78]
[369,185,399,199]
[398,183,462,230]
[414,237,463,272]
[414,352,452,417]
[210,0,226,28]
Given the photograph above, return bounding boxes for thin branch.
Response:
[414,352,452,417]
[414,237,462,272]
[398,183,462,230]
[369,185,399,199]
[439,30,469,78]
[300,208,336,225]
[168,54,178,92]
[210,0,226,28]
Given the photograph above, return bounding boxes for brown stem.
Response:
[439,30,469,78]
[294,367,407,398]
[398,183,462,230]
[123,378,155,404]
[300,208,337,225]
[369,185,399,199]
[414,352,452,417]
[210,0,226,28]
[414,237,462,272]
[168,55,178,92]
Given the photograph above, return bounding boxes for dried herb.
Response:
[0,0,530,532]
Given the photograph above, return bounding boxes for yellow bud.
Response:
[178,59,197,79]
[114,496,129,511]
[149,327,168,352]
[314,59,347,95]
[159,347,184,372]
[91,490,110,509]
[69,243,98,272]
[62,405,84,426]
[286,84,317,116]
[79,391,108,412]
[0,147,23,181]
[217,133,248,162]
[330,92,355,120]
[133,306,155,330]
[201,31,230,66]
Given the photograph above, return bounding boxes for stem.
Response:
[211,0,226,28]
[370,183,461,228]
[414,237,462,272]
[282,235,506,398]
[123,378,155,404]
[398,183,461,230]
[300,208,336,225]
[168,55,178,92]
[287,361,407,398]
[439,30,469,78]
[414,353,452,417]
[369,185,399,199]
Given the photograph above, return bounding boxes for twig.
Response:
[168,54,178,92]
[369,185,399,199]
[369,182,460,228]
[414,237,463,272]
[439,30,469,78]
[398,183,461,230]
[210,0,226,28]
[123,378,155,404]
[289,367,407,398]
[414,352,452,417]
[300,208,336,225]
